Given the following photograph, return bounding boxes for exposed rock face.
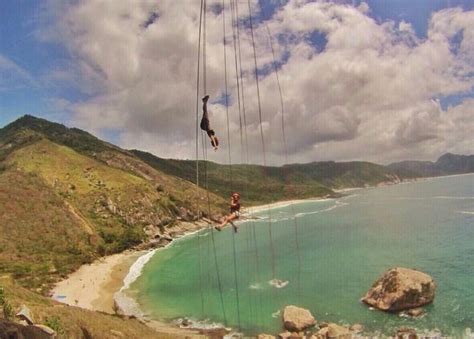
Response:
[282,305,316,332]
[362,267,436,312]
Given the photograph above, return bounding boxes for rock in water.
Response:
[282,305,316,332]
[258,334,276,339]
[362,267,436,311]
[327,323,351,338]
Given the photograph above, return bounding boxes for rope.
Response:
[203,134,227,325]
[233,0,258,326]
[247,0,277,284]
[229,0,244,166]
[265,24,302,296]
[222,0,233,192]
[235,0,249,164]
[203,0,207,94]
[223,0,242,329]
[196,0,227,325]
[195,0,205,317]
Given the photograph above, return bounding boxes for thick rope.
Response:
[222,0,241,329]
[195,0,205,317]
[197,0,227,325]
[234,0,258,326]
[265,24,302,296]
[247,0,277,284]
[222,0,233,192]
[229,0,244,166]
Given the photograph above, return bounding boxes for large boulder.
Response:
[282,305,316,332]
[362,267,436,312]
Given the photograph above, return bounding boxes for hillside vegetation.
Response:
[0,276,165,338]
[0,115,226,293]
[131,150,402,205]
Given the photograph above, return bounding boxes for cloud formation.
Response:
[40,0,474,165]
[0,54,37,92]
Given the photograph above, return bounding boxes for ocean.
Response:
[127,174,474,337]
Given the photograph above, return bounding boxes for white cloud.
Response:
[0,54,37,91]
[39,0,474,165]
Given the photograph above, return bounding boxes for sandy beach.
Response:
[51,250,144,313]
[245,197,332,215]
[50,198,331,314]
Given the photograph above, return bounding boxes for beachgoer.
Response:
[200,95,219,151]
[215,192,241,232]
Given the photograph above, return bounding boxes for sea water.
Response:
[130,174,474,336]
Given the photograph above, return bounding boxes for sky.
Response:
[0,0,473,165]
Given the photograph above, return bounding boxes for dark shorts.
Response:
[200,118,210,132]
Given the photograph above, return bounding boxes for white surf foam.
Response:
[268,279,289,288]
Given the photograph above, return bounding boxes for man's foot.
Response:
[231,222,238,233]
[214,225,222,231]
[202,95,209,103]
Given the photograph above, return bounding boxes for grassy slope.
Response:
[0,276,163,339]
[0,169,95,290]
[0,117,229,337]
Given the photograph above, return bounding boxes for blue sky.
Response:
[0,0,471,128]
[0,1,473,164]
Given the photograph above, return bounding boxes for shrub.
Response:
[45,316,65,335]
[0,287,14,320]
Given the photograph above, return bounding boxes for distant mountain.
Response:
[131,151,402,205]
[388,153,474,178]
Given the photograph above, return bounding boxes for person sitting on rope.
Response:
[215,192,241,232]
[200,95,219,151]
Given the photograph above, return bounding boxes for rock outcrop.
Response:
[327,323,351,338]
[362,267,436,312]
[0,319,54,339]
[282,305,316,332]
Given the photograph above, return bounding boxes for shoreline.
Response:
[49,173,474,336]
[50,221,216,337]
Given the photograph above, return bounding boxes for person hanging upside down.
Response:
[200,95,219,151]
[215,192,241,232]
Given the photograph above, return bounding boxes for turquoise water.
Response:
[132,174,474,336]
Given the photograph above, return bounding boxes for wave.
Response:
[114,249,157,317]
[295,200,348,218]
[173,317,225,330]
[269,279,289,288]
[249,283,262,290]
[434,196,474,200]
[114,227,211,318]
[457,210,474,215]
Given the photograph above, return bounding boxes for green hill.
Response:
[0,115,226,293]
[131,150,402,205]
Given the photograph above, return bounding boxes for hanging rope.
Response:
[233,0,260,326]
[195,0,205,318]
[247,0,277,285]
[195,0,228,325]
[264,24,302,297]
[222,0,242,330]
[222,0,233,193]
